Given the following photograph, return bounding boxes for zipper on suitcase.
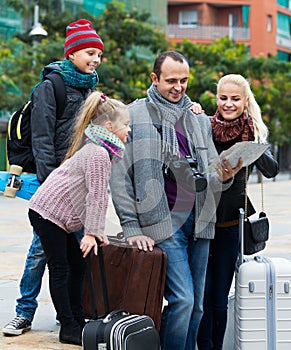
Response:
[109,315,142,349]
[259,256,277,350]
[112,315,154,349]
[264,257,276,350]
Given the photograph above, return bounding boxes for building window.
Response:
[267,15,272,32]
[179,10,198,28]
[277,0,290,9]
[277,12,291,38]
[277,50,291,61]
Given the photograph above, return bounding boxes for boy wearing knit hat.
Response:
[3,19,104,345]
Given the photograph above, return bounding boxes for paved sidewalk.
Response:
[0,179,291,349]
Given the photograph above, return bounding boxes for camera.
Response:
[166,155,207,192]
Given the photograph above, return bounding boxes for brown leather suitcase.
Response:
[82,241,167,330]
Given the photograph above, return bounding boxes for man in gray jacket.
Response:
[110,51,242,350]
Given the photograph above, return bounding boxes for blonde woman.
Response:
[197,74,278,350]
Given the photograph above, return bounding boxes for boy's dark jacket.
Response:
[31,63,92,183]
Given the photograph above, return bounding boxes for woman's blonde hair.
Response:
[64,91,127,160]
[217,74,268,143]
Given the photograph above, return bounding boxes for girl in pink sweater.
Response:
[28,91,130,345]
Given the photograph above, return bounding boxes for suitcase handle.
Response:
[237,208,245,268]
[85,239,110,319]
[103,309,129,324]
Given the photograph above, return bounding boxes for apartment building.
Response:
[167,0,291,61]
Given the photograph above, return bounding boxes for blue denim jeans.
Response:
[15,227,84,322]
[16,230,46,321]
[157,210,210,350]
[197,225,239,350]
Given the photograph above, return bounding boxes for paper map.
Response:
[205,141,269,173]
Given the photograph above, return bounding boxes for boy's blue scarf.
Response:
[41,58,99,89]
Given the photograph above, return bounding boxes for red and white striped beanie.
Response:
[64,19,104,58]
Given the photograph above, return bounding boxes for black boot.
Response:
[59,320,82,346]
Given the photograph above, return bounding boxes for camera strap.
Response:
[146,101,198,171]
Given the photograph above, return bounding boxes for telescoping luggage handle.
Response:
[237,208,245,268]
[85,238,110,319]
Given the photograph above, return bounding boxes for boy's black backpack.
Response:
[7,73,66,173]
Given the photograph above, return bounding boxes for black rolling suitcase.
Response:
[82,245,160,350]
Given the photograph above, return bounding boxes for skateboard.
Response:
[0,165,40,201]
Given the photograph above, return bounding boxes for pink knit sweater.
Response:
[29,143,111,236]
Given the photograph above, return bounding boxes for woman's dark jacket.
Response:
[215,138,279,223]
[31,64,92,183]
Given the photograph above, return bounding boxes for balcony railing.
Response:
[167,24,250,41]
[276,35,291,49]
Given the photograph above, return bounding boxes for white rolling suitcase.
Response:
[235,208,291,349]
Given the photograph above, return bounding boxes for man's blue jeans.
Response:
[157,210,210,350]
[15,228,84,322]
